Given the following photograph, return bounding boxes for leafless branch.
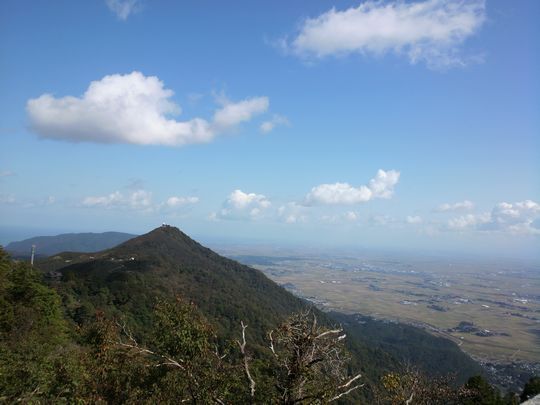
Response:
[405,392,414,405]
[329,383,365,402]
[236,321,256,398]
[113,320,185,370]
[314,328,343,340]
[338,373,362,390]
[269,330,278,359]
[214,344,227,360]
[115,341,186,370]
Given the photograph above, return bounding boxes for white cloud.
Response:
[260,114,290,133]
[213,97,269,130]
[27,72,269,147]
[447,213,489,230]
[278,202,308,224]
[83,191,122,208]
[214,189,272,220]
[436,200,474,212]
[369,169,401,199]
[446,200,540,235]
[306,183,372,205]
[106,0,140,20]
[82,189,152,210]
[165,196,199,208]
[81,189,201,213]
[289,0,485,68]
[406,215,423,224]
[483,200,540,234]
[305,169,400,205]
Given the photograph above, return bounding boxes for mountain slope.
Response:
[38,225,483,388]
[5,231,136,256]
[331,312,484,385]
[41,225,310,346]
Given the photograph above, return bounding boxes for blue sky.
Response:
[1,0,539,259]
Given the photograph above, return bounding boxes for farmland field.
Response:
[223,249,540,364]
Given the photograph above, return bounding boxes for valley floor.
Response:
[222,249,540,365]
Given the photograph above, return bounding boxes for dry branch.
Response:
[237,321,256,398]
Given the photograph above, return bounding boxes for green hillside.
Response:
[331,312,484,385]
[2,227,526,402]
[36,226,481,382]
[42,226,311,345]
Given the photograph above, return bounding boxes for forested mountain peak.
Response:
[107,224,215,263]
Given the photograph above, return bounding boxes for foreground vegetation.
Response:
[1,246,538,403]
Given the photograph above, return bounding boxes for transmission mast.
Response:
[30,244,36,267]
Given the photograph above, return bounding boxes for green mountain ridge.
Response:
[47,226,312,347]
[36,225,483,391]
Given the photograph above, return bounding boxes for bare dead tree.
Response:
[268,310,363,404]
[108,308,363,404]
[236,321,256,398]
[115,320,186,370]
[112,320,229,405]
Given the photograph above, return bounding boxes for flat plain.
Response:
[222,249,540,364]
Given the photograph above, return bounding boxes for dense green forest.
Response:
[1,227,538,403]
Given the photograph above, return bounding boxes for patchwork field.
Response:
[224,250,540,364]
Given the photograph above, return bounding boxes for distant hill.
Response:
[5,231,137,256]
[36,225,484,393]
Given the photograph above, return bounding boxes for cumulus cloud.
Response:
[165,196,199,208]
[436,200,474,212]
[288,0,485,68]
[260,114,290,133]
[447,200,540,235]
[82,189,152,210]
[214,189,272,220]
[306,183,372,205]
[106,0,140,20]
[213,97,269,130]
[483,200,540,234]
[305,169,400,205]
[447,213,489,230]
[27,72,269,146]
[81,189,200,214]
[278,202,308,224]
